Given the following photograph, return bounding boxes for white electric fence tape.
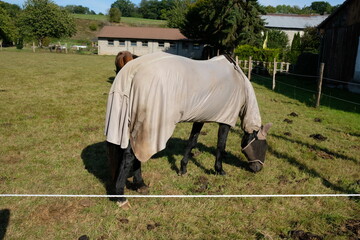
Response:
[0,194,359,198]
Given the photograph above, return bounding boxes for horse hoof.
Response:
[216,170,226,176]
[178,170,187,176]
[117,200,131,209]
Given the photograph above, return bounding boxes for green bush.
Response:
[234,45,283,62]
[89,23,98,31]
[16,38,23,49]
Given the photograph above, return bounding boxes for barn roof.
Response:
[98,26,188,41]
[261,14,329,30]
[318,0,351,28]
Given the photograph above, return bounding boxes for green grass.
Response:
[0,50,359,239]
[72,14,167,27]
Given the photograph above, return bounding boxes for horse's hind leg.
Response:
[115,143,135,207]
[215,123,230,175]
[132,158,148,194]
[180,122,204,175]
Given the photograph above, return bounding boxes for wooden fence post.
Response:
[315,63,325,108]
[248,56,252,81]
[236,56,238,65]
[272,58,276,90]
[32,41,35,53]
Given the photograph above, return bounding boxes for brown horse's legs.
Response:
[215,123,230,175]
[180,122,204,175]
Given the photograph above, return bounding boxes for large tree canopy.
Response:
[180,0,264,53]
[0,7,18,43]
[111,0,137,17]
[18,0,76,45]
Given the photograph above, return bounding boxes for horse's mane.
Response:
[223,54,241,73]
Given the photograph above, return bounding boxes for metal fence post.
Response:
[315,63,325,108]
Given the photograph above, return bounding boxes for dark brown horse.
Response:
[114,51,138,74]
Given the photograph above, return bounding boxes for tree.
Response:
[109,7,121,23]
[0,7,18,43]
[267,29,288,49]
[111,0,137,17]
[181,0,264,53]
[310,1,332,15]
[64,5,93,14]
[165,0,194,28]
[18,0,76,46]
[300,27,321,53]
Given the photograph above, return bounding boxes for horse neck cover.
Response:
[105,52,261,162]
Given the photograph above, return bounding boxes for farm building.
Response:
[318,0,360,93]
[261,14,329,44]
[97,26,204,59]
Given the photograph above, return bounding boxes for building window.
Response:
[193,43,200,50]
[119,40,125,46]
[108,40,114,46]
[142,41,148,47]
[131,41,137,46]
[158,41,165,47]
[170,42,176,48]
[182,42,189,49]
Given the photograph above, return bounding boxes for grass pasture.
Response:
[0,51,359,239]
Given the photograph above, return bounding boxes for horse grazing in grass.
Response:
[105,52,272,207]
[114,51,138,74]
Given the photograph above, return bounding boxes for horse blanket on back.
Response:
[105,52,261,162]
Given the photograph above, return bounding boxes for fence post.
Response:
[272,58,276,90]
[315,63,325,108]
[248,56,252,81]
[32,41,35,53]
[236,56,238,65]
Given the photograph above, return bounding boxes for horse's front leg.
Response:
[180,122,204,175]
[215,123,230,175]
[115,143,135,207]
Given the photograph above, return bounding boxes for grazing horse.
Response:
[105,52,272,207]
[114,51,137,74]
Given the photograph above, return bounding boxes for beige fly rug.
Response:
[105,52,261,162]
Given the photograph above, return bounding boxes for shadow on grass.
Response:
[272,134,359,164]
[269,135,359,197]
[0,209,10,240]
[81,138,251,195]
[252,74,360,113]
[81,141,114,196]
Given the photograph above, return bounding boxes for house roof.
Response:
[261,14,329,30]
[98,26,188,41]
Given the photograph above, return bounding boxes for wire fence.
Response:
[238,58,360,111]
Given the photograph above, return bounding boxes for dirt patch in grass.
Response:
[286,230,323,239]
[288,112,299,117]
[309,134,327,141]
[2,153,22,164]
[283,118,293,124]
[308,147,334,159]
[314,118,322,123]
[31,199,94,224]
[192,176,209,193]
[343,219,360,238]
[0,122,12,128]
[80,126,100,133]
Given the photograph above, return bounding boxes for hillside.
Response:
[70,14,167,42]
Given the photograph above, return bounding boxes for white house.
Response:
[97,26,204,59]
[261,14,329,44]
